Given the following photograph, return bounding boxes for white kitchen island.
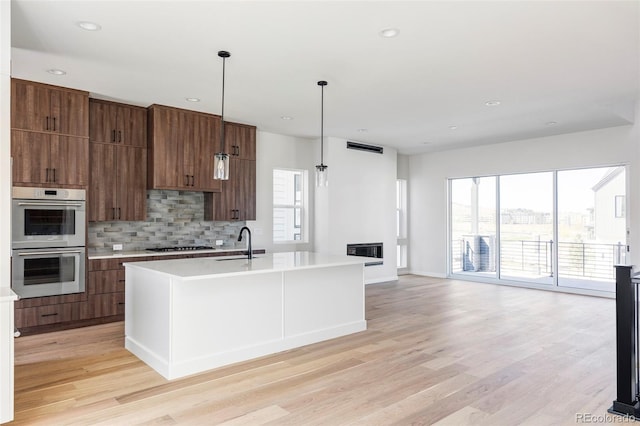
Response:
[124,251,366,380]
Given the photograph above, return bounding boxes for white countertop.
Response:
[89,248,258,260]
[124,251,367,280]
[0,287,18,303]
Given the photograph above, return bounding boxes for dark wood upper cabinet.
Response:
[89,142,147,221]
[12,130,88,188]
[11,78,89,137]
[89,99,146,147]
[147,104,221,192]
[223,122,256,160]
[204,121,256,222]
[88,100,147,222]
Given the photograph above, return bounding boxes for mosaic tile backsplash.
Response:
[88,190,247,253]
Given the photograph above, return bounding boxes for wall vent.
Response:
[346,141,383,154]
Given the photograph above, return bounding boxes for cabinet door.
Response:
[213,176,236,221]
[148,106,185,189]
[236,159,256,220]
[49,136,89,187]
[88,269,123,294]
[193,114,221,192]
[87,293,125,318]
[89,100,118,143]
[117,145,147,221]
[118,104,147,147]
[53,89,89,137]
[89,143,117,221]
[235,125,256,160]
[181,110,196,188]
[11,130,49,184]
[11,80,51,132]
[223,123,256,160]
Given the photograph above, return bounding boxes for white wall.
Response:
[315,137,398,284]
[0,0,13,422]
[408,121,639,277]
[248,131,316,253]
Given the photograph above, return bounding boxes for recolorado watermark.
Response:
[576,413,636,423]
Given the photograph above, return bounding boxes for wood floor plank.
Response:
[11,275,621,425]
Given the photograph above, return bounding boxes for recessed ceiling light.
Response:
[77,21,101,31]
[422,142,431,145]
[185,97,200,102]
[280,116,293,120]
[47,69,66,75]
[485,100,501,106]
[379,28,399,38]
[546,121,558,126]
[449,125,458,130]
[357,128,368,133]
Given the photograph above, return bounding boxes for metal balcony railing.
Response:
[453,237,624,281]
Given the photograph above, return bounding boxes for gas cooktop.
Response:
[146,246,214,252]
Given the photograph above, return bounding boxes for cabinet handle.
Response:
[190,175,195,186]
[118,207,121,220]
[112,130,116,142]
[112,208,116,220]
[52,168,56,183]
[45,168,50,182]
[41,313,58,318]
[46,116,50,131]
[118,130,122,143]
[52,117,57,131]
[118,302,125,306]
[184,174,189,186]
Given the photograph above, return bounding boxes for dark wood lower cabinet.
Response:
[16,302,85,328]
[88,293,126,318]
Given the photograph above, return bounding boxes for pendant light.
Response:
[214,50,231,180]
[315,80,328,187]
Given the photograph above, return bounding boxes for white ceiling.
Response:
[10,0,640,155]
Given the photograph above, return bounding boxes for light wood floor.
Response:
[12,275,620,425]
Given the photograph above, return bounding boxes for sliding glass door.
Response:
[449,165,627,294]
[499,172,554,285]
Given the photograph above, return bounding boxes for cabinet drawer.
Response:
[88,270,125,294]
[16,302,83,328]
[88,293,125,318]
[89,258,124,271]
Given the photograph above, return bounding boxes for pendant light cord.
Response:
[320,83,324,165]
[217,50,231,154]
[318,80,327,166]
[220,55,226,153]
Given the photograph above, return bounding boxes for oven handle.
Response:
[18,250,84,256]
[17,202,84,207]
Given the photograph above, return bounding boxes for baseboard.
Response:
[365,275,399,285]
[407,270,447,279]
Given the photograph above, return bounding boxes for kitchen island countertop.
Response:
[124,251,366,280]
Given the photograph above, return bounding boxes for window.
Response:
[397,179,408,268]
[448,166,627,294]
[273,169,307,243]
[615,195,625,218]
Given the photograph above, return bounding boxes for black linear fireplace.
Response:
[347,243,383,266]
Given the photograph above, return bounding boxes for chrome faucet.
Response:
[237,226,253,260]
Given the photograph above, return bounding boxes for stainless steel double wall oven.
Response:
[11,187,86,298]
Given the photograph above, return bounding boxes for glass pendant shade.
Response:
[315,164,328,187]
[214,152,230,180]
